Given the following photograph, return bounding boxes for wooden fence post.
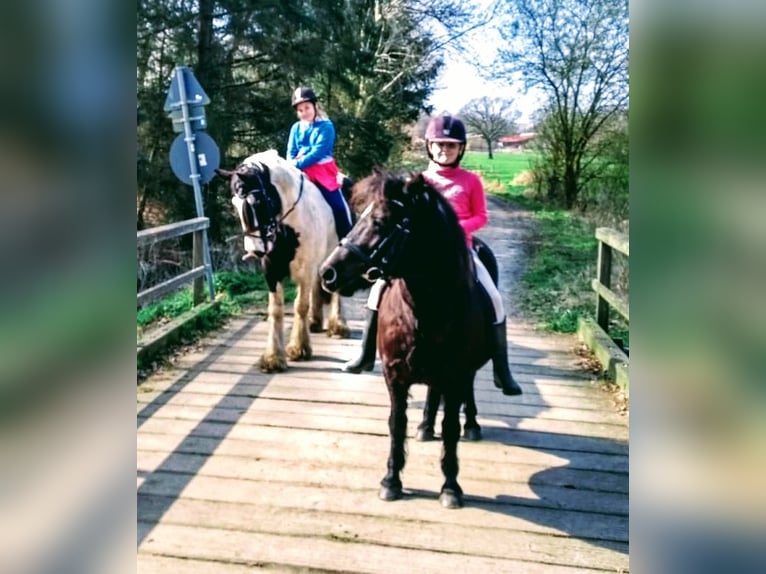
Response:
[596,240,612,332]
[193,229,205,305]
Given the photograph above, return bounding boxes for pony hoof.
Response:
[309,321,324,333]
[463,426,482,441]
[286,344,312,361]
[415,427,436,442]
[326,321,351,339]
[258,355,287,373]
[379,485,402,501]
[439,490,463,509]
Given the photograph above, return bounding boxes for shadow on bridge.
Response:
[400,339,628,555]
[368,425,628,557]
[137,314,270,546]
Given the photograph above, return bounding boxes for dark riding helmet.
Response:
[291,86,318,108]
[425,114,467,143]
[425,114,467,166]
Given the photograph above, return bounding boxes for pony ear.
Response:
[405,171,429,197]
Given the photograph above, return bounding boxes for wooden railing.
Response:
[137,217,214,307]
[577,226,629,395]
[593,227,629,335]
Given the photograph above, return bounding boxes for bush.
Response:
[577,123,629,228]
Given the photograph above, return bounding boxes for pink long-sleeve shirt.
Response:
[423,163,488,247]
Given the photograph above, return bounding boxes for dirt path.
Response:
[482,194,537,319]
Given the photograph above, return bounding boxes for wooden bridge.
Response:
[137,197,629,573]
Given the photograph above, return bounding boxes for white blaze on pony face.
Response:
[231,194,247,231]
[243,234,261,254]
[359,202,375,221]
[231,193,268,255]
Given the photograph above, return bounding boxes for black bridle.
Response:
[237,166,305,256]
[338,198,413,283]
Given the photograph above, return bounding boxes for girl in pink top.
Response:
[342,114,521,397]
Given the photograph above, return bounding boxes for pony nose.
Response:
[321,266,338,291]
[363,267,383,282]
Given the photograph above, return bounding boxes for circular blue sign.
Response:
[169,132,220,185]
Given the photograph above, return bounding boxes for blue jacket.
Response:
[286,117,336,170]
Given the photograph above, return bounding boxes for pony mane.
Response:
[349,168,386,213]
[405,172,472,290]
[239,150,318,221]
[241,150,294,190]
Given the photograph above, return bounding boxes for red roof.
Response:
[498,133,536,144]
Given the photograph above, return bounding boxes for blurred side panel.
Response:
[0,0,135,573]
[632,0,766,572]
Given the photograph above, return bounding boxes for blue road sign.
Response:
[169,132,220,185]
[168,105,208,132]
[163,66,210,111]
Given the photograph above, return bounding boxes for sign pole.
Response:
[174,66,216,301]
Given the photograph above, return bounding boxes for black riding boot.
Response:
[492,319,523,396]
[342,309,378,373]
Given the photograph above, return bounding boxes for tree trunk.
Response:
[196,0,221,242]
[564,162,578,209]
[197,0,215,83]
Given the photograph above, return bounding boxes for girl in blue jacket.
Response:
[287,86,352,239]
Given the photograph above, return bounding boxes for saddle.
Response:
[339,175,355,219]
[473,235,498,286]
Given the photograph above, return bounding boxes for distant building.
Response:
[497,133,537,151]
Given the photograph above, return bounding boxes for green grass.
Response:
[138,271,299,332]
[461,150,538,182]
[137,271,281,330]
[461,151,541,208]
[517,210,598,333]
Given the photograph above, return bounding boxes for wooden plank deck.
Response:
[137,197,629,573]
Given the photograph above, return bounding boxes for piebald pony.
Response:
[216,150,349,372]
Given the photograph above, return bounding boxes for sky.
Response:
[424,15,542,131]
[426,59,541,130]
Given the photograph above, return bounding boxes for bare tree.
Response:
[494,0,628,207]
[459,97,519,159]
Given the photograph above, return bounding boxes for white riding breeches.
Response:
[366,278,386,311]
[364,253,505,323]
[472,252,505,322]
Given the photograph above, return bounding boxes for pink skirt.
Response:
[303,159,341,192]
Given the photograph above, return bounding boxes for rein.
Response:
[279,173,305,223]
[339,198,412,282]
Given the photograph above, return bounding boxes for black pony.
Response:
[319,171,496,508]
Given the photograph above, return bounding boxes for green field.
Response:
[461,150,538,195]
